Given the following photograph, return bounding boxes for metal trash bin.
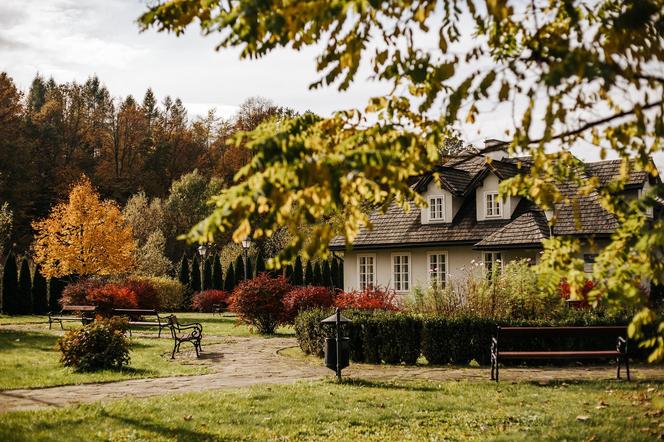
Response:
[324,337,350,371]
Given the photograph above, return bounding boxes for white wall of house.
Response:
[343,247,539,295]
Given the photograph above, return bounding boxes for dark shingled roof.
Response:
[329,156,654,251]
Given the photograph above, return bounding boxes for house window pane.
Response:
[484,252,502,276]
[392,254,410,292]
[358,255,375,290]
[583,254,597,273]
[429,196,445,221]
[485,192,502,217]
[428,253,447,287]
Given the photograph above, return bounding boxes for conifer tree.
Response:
[313,262,323,286]
[331,258,339,289]
[178,254,190,289]
[190,255,202,293]
[203,257,213,290]
[32,265,49,314]
[284,264,294,284]
[212,254,223,290]
[17,258,32,314]
[246,256,254,279]
[292,256,304,286]
[304,260,314,286]
[255,254,266,276]
[48,276,66,312]
[322,260,332,288]
[1,251,18,314]
[234,254,245,284]
[224,262,235,292]
[337,259,344,289]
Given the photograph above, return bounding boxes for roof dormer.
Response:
[474,172,520,221]
[420,179,461,224]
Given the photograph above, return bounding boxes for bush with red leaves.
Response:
[559,279,598,308]
[282,286,336,324]
[60,278,107,308]
[86,284,138,317]
[335,287,400,311]
[229,274,292,334]
[192,290,230,312]
[123,278,161,310]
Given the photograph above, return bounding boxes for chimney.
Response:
[483,139,508,161]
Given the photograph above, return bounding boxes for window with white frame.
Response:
[484,252,502,275]
[428,252,447,287]
[392,254,410,292]
[583,254,597,273]
[358,254,375,290]
[638,188,654,217]
[485,192,502,217]
[429,195,445,221]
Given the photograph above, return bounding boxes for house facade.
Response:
[329,149,657,295]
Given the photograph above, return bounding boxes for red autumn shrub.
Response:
[60,278,107,308]
[559,279,602,308]
[229,274,292,334]
[192,290,230,312]
[282,286,336,323]
[335,287,400,311]
[123,278,160,310]
[86,284,138,317]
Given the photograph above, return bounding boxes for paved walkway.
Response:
[2,334,663,413]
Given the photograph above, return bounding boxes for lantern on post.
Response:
[321,308,352,381]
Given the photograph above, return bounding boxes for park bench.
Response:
[490,326,630,382]
[48,305,96,330]
[112,309,169,337]
[166,315,203,359]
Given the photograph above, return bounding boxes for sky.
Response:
[0,0,661,170]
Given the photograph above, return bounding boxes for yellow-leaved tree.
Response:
[33,177,134,278]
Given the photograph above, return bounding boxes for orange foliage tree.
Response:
[32,177,134,278]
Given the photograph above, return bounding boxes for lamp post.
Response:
[197,244,210,290]
[241,236,252,280]
[321,308,352,381]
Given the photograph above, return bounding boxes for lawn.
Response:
[1,379,662,441]
[0,313,293,390]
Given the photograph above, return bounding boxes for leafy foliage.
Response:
[127,275,185,311]
[229,274,291,334]
[140,0,664,360]
[282,286,336,324]
[58,318,130,372]
[60,278,107,308]
[123,278,161,310]
[335,287,400,311]
[191,289,230,312]
[86,284,138,317]
[32,177,134,278]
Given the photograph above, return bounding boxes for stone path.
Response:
[2,333,663,413]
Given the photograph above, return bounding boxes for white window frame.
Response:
[583,254,597,273]
[484,191,502,218]
[638,188,654,218]
[357,254,376,290]
[391,253,411,293]
[428,195,446,222]
[484,251,503,275]
[427,251,448,288]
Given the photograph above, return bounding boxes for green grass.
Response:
[0,314,50,325]
[0,329,214,390]
[1,379,662,441]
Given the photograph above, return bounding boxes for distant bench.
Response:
[48,305,96,330]
[112,309,169,337]
[490,326,630,382]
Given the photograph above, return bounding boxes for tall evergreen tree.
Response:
[203,257,213,290]
[313,262,323,286]
[322,260,332,288]
[190,255,202,293]
[212,254,223,290]
[337,259,344,290]
[304,260,314,286]
[178,254,190,289]
[234,254,245,284]
[284,264,294,284]
[331,258,340,290]
[292,256,304,286]
[246,256,254,279]
[224,262,235,292]
[32,265,49,315]
[1,251,18,314]
[48,276,66,312]
[255,254,266,276]
[17,258,33,314]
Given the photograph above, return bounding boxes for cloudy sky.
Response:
[1,0,661,170]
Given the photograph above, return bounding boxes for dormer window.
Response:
[485,192,502,218]
[429,195,445,221]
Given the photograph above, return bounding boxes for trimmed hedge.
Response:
[295,309,637,366]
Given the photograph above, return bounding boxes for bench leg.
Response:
[171,341,177,359]
[48,319,52,330]
[194,340,200,358]
[490,355,495,381]
[495,359,499,382]
[616,357,621,380]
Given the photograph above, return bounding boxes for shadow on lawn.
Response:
[0,329,57,351]
[101,411,216,441]
[338,378,442,392]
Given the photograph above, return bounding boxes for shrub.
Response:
[192,290,230,312]
[58,318,130,371]
[86,284,138,316]
[126,276,184,311]
[335,287,400,311]
[60,278,107,307]
[123,278,160,309]
[230,274,291,334]
[293,308,333,357]
[282,286,336,324]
